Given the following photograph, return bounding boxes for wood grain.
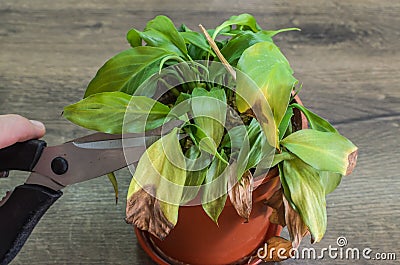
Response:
[0,0,399,264]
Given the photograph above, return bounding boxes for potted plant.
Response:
[62,14,358,264]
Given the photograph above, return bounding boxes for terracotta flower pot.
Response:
[135,96,307,265]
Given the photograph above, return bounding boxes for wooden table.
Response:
[0,1,399,264]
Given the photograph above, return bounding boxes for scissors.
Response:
[0,120,182,265]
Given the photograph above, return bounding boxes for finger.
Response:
[0,114,46,149]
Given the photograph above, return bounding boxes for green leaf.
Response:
[290,103,337,133]
[271,151,294,167]
[237,42,297,129]
[107,172,118,204]
[192,87,227,149]
[175,92,191,105]
[213,13,261,39]
[127,128,186,226]
[279,106,294,140]
[126,28,142,47]
[84,47,175,97]
[186,123,228,164]
[221,125,246,149]
[64,92,170,134]
[282,156,327,243]
[278,163,294,208]
[180,145,209,204]
[281,129,358,176]
[180,31,215,56]
[178,23,191,32]
[223,119,274,179]
[202,152,229,224]
[262,28,301,38]
[124,95,173,133]
[133,15,188,58]
[238,119,271,176]
[319,171,342,195]
[221,31,273,65]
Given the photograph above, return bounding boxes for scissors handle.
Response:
[0,140,47,173]
[0,184,62,265]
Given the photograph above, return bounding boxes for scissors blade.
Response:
[26,120,185,191]
[26,139,147,190]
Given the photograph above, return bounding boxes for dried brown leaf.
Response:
[258,236,293,262]
[125,185,174,240]
[346,149,358,176]
[228,170,253,221]
[265,188,286,226]
[283,195,309,249]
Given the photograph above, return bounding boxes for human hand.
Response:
[0,114,46,149]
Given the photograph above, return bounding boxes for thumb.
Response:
[0,114,46,149]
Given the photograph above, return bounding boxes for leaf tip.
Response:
[345,149,358,176]
[126,186,175,240]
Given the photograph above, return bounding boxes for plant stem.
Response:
[199,24,237,80]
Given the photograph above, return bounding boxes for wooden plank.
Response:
[0,0,399,264]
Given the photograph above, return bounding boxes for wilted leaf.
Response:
[126,185,174,240]
[228,169,253,221]
[126,128,186,239]
[264,188,285,226]
[236,42,297,147]
[281,129,358,176]
[346,150,358,176]
[63,92,171,134]
[251,98,278,148]
[282,156,326,243]
[84,47,175,97]
[283,195,309,249]
[257,236,293,262]
[236,41,297,119]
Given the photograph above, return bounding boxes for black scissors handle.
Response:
[0,184,62,265]
[0,140,61,265]
[0,140,47,173]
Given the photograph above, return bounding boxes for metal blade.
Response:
[25,119,185,191]
[72,135,160,150]
[26,141,146,190]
